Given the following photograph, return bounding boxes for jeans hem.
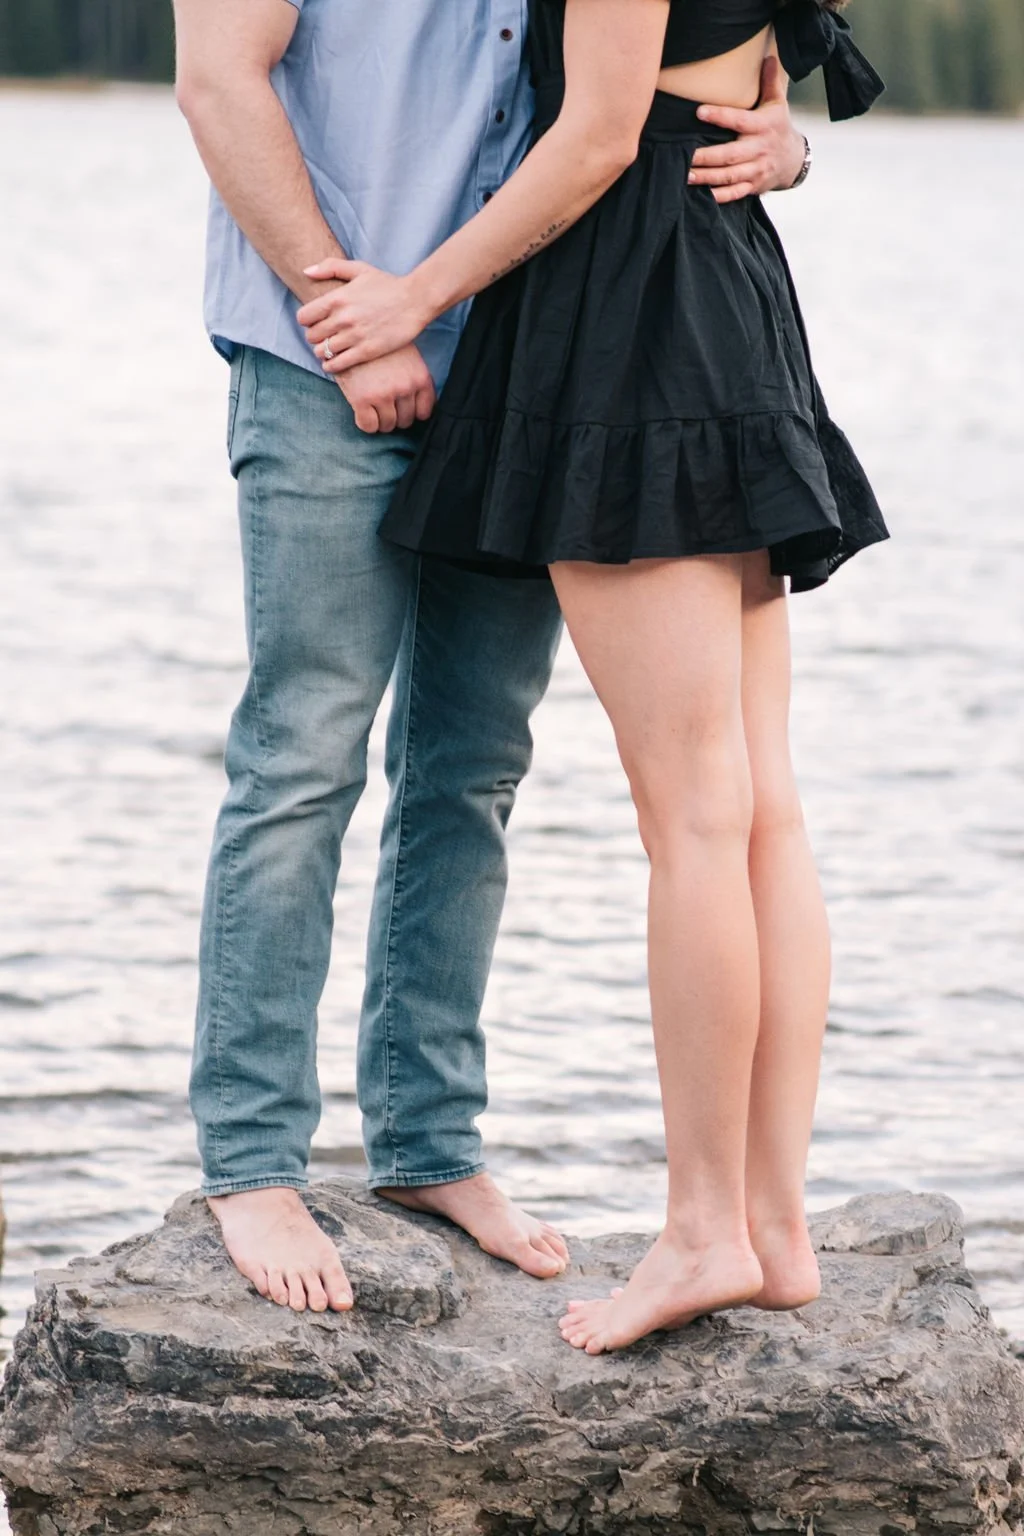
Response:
[366,1161,486,1191]
[201,1175,310,1198]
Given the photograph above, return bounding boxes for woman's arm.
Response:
[297,0,670,375]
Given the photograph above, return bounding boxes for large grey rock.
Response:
[1,1182,1022,1535]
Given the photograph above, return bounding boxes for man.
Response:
[173,0,809,1315]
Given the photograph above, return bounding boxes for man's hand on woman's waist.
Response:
[687,57,807,203]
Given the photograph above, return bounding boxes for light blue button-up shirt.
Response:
[204,0,534,391]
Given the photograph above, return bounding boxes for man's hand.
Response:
[688,57,806,204]
[335,343,436,435]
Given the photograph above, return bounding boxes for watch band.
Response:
[790,135,813,189]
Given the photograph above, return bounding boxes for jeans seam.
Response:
[367,1161,487,1191]
[244,352,271,755]
[202,1173,310,1197]
[379,562,424,1179]
[206,351,272,1185]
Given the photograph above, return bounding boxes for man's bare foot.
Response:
[748,1217,822,1311]
[558,1228,762,1355]
[207,1187,354,1313]
[376,1172,570,1279]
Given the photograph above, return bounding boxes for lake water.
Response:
[1,88,1023,1526]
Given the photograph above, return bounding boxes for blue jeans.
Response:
[190,348,562,1195]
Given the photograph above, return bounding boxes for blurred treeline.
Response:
[0,0,1023,113]
[793,0,1024,114]
[0,0,173,82]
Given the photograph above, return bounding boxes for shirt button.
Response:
[495,109,506,124]
[500,27,514,41]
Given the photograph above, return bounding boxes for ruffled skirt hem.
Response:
[380,406,884,592]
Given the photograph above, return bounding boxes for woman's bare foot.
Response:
[207,1187,354,1313]
[376,1172,570,1279]
[559,1228,762,1355]
[748,1216,821,1311]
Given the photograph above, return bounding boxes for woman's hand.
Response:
[297,259,436,374]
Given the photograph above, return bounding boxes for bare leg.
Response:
[552,557,763,1355]
[208,1188,353,1313]
[740,555,828,1309]
[377,1174,570,1278]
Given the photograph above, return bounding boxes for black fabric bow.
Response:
[774,1,886,121]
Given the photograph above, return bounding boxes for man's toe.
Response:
[266,1268,291,1307]
[535,1234,568,1271]
[285,1272,309,1311]
[523,1238,563,1276]
[304,1271,329,1313]
[325,1264,354,1311]
[542,1224,570,1260]
[240,1262,271,1298]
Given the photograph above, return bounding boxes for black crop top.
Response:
[662,0,885,122]
[533,0,883,123]
[662,0,780,68]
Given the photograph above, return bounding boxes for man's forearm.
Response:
[178,75,344,303]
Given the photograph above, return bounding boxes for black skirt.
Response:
[380,80,889,592]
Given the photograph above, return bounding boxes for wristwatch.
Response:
[790,135,813,189]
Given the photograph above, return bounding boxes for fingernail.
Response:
[697,106,710,120]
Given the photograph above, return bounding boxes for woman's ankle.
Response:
[746,1202,813,1251]
[662,1206,757,1256]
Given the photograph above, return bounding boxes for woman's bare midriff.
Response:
[657,26,773,110]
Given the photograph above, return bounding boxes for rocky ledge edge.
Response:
[1,1183,1023,1536]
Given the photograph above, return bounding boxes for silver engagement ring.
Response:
[322,339,335,360]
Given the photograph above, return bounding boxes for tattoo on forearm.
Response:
[489,220,568,283]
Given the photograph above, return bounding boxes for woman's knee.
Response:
[749,759,806,844]
[628,738,754,859]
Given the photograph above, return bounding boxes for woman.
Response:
[298,0,888,1354]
